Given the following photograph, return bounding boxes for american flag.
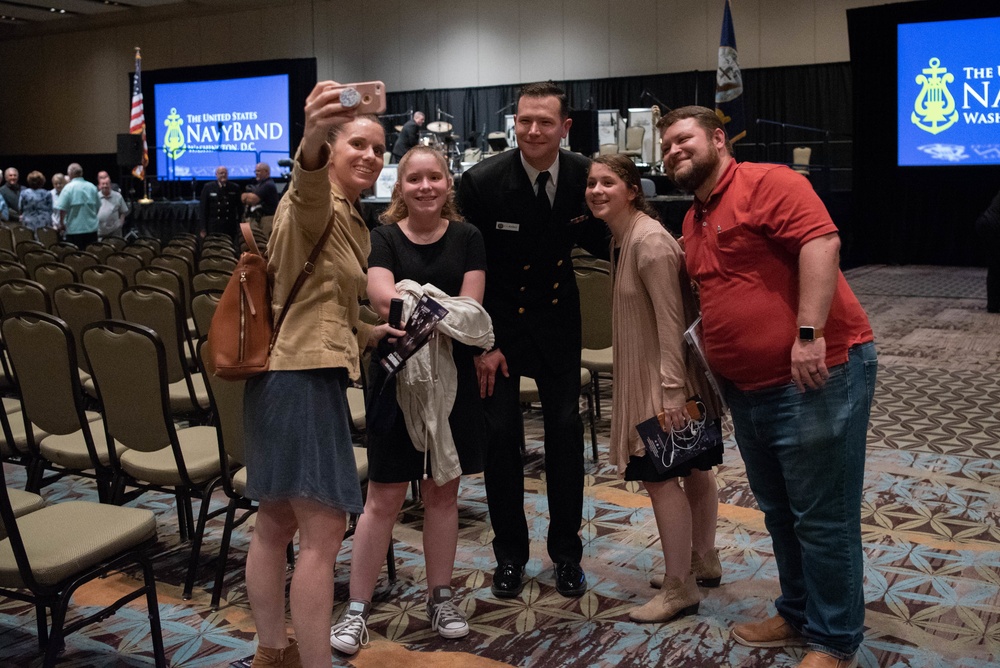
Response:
[130,48,148,179]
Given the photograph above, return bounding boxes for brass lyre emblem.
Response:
[162,107,187,160]
[911,58,958,135]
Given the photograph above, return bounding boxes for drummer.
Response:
[391,111,425,163]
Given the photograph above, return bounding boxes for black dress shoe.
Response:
[491,563,525,599]
[555,562,587,597]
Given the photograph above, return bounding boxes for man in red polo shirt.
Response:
[658,106,876,668]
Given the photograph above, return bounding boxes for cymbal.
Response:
[427,121,453,134]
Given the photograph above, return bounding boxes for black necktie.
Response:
[535,171,551,215]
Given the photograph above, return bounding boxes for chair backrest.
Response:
[135,265,186,311]
[82,320,175,453]
[132,236,161,254]
[1,312,94,439]
[792,146,812,175]
[640,178,656,198]
[53,283,112,374]
[626,125,645,150]
[599,143,618,156]
[119,285,190,383]
[0,261,28,283]
[85,242,116,262]
[122,245,155,265]
[33,262,77,296]
[15,240,44,262]
[105,252,143,284]
[151,253,194,317]
[0,248,18,263]
[191,289,222,338]
[163,244,196,267]
[576,267,612,350]
[10,226,35,249]
[200,247,236,261]
[102,236,127,250]
[80,265,127,320]
[36,227,59,248]
[192,270,231,294]
[198,256,237,274]
[0,225,13,252]
[0,279,51,315]
[198,338,246,466]
[22,249,58,277]
[49,241,80,260]
[62,250,100,276]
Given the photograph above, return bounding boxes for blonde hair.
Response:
[379,146,461,224]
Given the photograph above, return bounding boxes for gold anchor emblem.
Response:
[911,58,958,135]
[162,107,186,160]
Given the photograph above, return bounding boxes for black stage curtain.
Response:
[849,0,1000,268]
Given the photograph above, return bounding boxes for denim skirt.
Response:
[243,368,364,515]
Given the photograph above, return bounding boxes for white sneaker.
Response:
[330,599,370,655]
[426,586,469,639]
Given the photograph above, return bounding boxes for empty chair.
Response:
[49,241,79,260]
[520,369,598,461]
[122,244,155,265]
[0,225,13,253]
[0,260,28,283]
[10,226,36,249]
[33,262,76,297]
[80,265,127,320]
[0,248,19,262]
[1,312,115,500]
[191,290,221,338]
[577,266,613,419]
[102,236,127,250]
[35,227,59,248]
[22,249,58,278]
[132,236,161,254]
[152,252,195,318]
[0,486,43,540]
[0,278,51,315]
[198,255,237,274]
[0,466,165,668]
[119,285,208,419]
[82,320,224,586]
[163,244,196,267]
[135,265,186,307]
[15,240,44,262]
[622,124,646,160]
[53,283,112,396]
[61,250,100,276]
[193,270,231,293]
[792,146,812,176]
[105,252,142,284]
[84,242,116,262]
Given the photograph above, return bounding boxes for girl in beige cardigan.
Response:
[586,155,723,624]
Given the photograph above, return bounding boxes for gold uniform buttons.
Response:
[518,307,525,314]
[556,260,564,266]
[520,286,526,292]
[552,282,559,289]
[523,264,530,271]
[551,299,559,305]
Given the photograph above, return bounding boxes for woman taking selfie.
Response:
[585,154,724,624]
[242,82,400,668]
[330,145,491,656]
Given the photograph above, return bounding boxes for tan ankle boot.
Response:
[650,549,723,589]
[629,574,701,623]
[251,638,301,668]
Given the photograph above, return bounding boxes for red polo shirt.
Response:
[683,160,873,391]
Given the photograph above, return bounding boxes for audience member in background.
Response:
[390,110,425,163]
[96,170,122,194]
[586,154,723,624]
[659,106,876,668]
[50,173,66,228]
[242,162,280,238]
[97,171,129,239]
[241,81,400,668]
[0,167,21,222]
[976,184,1000,314]
[18,171,54,235]
[200,165,242,239]
[55,163,100,247]
[0,194,7,222]
[330,145,490,656]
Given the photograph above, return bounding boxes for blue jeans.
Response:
[726,342,877,659]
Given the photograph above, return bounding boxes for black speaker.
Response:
[568,110,598,156]
[116,133,143,166]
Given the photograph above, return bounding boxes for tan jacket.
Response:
[266,146,373,380]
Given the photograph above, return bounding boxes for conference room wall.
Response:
[0,0,895,156]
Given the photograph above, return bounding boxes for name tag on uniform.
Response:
[496,221,520,232]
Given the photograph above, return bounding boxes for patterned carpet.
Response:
[1,264,999,667]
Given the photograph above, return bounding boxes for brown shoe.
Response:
[731,614,808,648]
[798,650,858,668]
[628,574,701,623]
[251,638,302,668]
[650,549,723,589]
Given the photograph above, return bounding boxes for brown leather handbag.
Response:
[208,220,333,380]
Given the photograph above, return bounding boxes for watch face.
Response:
[799,326,815,341]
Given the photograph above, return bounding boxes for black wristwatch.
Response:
[798,326,824,342]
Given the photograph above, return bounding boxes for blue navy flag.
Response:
[715,0,746,143]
